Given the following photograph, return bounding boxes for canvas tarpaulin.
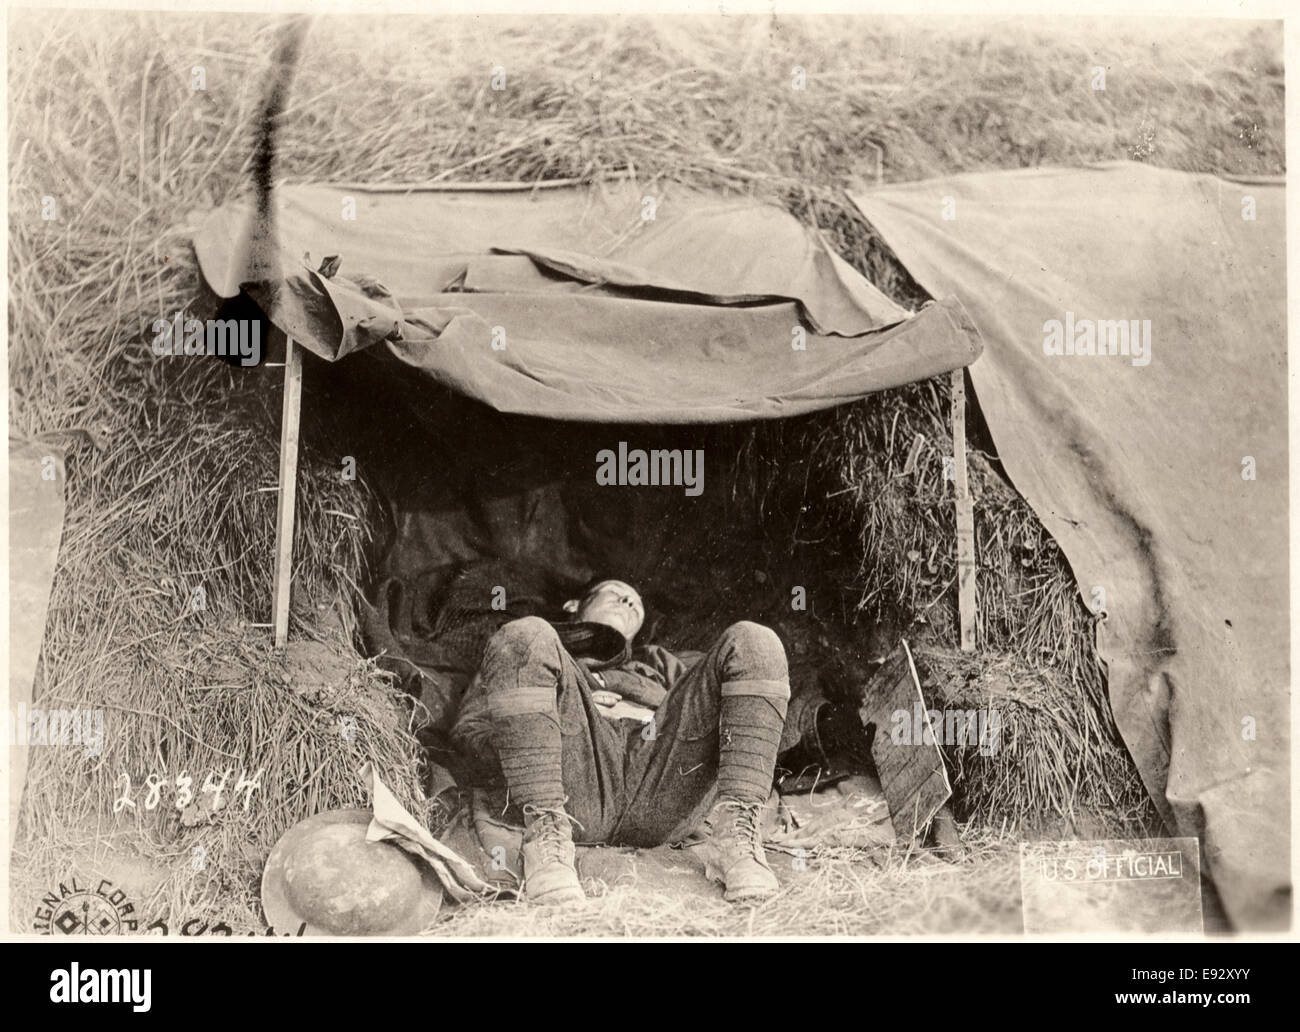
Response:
[851,162,1289,929]
[192,179,981,422]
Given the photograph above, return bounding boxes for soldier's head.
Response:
[564,578,644,641]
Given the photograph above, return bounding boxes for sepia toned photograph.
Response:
[4,0,1290,958]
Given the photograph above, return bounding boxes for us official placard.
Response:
[1020,838,1203,934]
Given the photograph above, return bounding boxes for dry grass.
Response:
[6,10,1280,935]
[433,830,1024,938]
[914,647,1155,832]
[6,356,430,931]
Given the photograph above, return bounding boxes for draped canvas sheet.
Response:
[191,179,982,422]
[852,163,1289,928]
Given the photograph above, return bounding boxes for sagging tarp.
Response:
[852,162,1289,929]
[192,179,981,422]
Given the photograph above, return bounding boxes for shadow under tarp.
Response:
[337,381,902,883]
[343,373,861,742]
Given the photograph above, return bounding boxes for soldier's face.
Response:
[576,580,644,640]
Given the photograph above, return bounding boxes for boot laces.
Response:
[716,799,765,858]
[522,804,583,864]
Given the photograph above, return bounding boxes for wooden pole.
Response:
[272,337,304,647]
[951,368,976,651]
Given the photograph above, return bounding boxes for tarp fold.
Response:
[193,179,983,422]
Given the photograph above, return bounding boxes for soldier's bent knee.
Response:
[721,621,789,685]
[722,620,784,655]
[488,615,558,651]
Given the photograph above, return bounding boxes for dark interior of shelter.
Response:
[272,326,978,813]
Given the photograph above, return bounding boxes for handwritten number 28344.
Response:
[113,768,262,814]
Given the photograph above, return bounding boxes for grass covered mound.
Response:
[7,11,1280,932]
[8,354,429,930]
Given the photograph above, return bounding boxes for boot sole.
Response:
[702,855,779,904]
[527,884,586,905]
[722,873,780,904]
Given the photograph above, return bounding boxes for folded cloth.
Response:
[361,763,511,903]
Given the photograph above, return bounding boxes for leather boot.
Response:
[520,804,585,905]
[696,798,780,903]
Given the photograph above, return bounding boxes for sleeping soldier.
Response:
[451,579,791,905]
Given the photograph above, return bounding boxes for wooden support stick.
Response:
[950,368,976,651]
[272,337,304,647]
